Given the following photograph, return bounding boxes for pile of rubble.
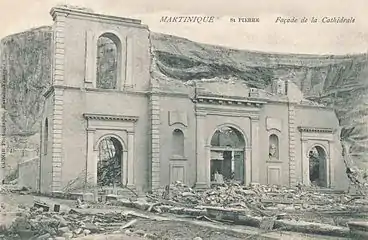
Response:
[148,182,366,213]
[2,202,158,240]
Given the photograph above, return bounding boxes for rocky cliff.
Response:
[0,26,52,168]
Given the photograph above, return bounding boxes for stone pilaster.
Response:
[84,30,96,87]
[245,147,252,185]
[195,111,209,188]
[127,131,135,187]
[124,36,134,87]
[86,128,96,185]
[0,63,6,182]
[300,138,309,185]
[53,14,66,86]
[51,13,66,192]
[148,89,161,191]
[288,103,297,186]
[328,141,335,188]
[122,150,128,185]
[250,116,260,183]
[52,89,64,192]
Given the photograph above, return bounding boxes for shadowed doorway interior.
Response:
[97,136,123,187]
[309,146,327,187]
[210,126,245,184]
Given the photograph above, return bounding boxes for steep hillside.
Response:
[0,26,52,168]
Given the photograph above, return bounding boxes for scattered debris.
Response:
[147,181,366,214]
[120,219,138,229]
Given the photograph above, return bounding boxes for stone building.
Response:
[37,6,349,195]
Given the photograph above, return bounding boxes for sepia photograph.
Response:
[0,0,368,239]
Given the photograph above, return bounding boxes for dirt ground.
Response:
[0,192,354,240]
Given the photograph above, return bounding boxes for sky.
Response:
[1,0,368,54]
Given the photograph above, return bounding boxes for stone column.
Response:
[195,111,209,188]
[86,128,97,186]
[301,139,309,186]
[122,150,128,186]
[250,116,260,183]
[127,132,135,187]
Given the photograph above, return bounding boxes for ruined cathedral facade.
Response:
[39,6,346,195]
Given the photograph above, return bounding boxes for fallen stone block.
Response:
[168,207,184,215]
[274,219,350,237]
[83,193,95,202]
[147,202,161,212]
[205,207,245,222]
[182,192,196,197]
[348,221,368,239]
[106,194,119,201]
[83,223,100,234]
[34,202,50,212]
[144,233,157,239]
[117,198,134,208]
[52,191,65,199]
[36,233,51,240]
[58,226,71,235]
[17,229,37,239]
[74,228,83,235]
[259,217,276,230]
[134,229,145,236]
[236,214,262,227]
[157,205,172,212]
[182,208,204,216]
[132,201,149,211]
[62,232,73,240]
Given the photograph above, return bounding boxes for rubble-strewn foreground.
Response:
[1,182,368,239]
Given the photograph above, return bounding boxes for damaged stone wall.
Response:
[18,157,39,191]
[150,32,368,176]
[1,17,367,188]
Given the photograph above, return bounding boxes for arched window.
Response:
[96,33,120,89]
[172,129,184,157]
[44,118,48,155]
[269,134,279,160]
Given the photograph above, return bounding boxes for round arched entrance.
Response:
[210,126,246,184]
[308,145,327,187]
[97,136,123,187]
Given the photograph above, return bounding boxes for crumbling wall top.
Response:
[49,5,144,27]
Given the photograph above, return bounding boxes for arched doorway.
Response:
[308,146,327,187]
[210,126,245,184]
[97,136,123,187]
